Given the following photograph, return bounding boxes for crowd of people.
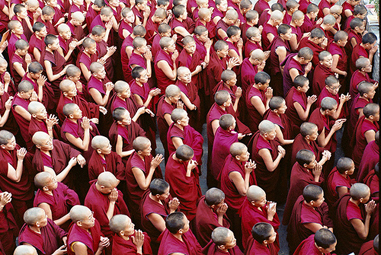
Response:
[0,0,378,253]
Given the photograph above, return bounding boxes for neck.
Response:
[304,137,311,144]
[218,104,226,111]
[172,232,183,242]
[247,21,254,26]
[98,153,105,159]
[260,133,270,142]
[65,95,74,100]
[174,123,184,130]
[120,234,130,241]
[69,118,78,124]
[116,94,126,101]
[44,189,54,196]
[46,47,53,53]
[349,198,360,206]
[29,225,42,234]
[218,246,229,252]
[41,149,51,156]
[164,97,173,105]
[149,193,162,203]
[26,73,35,81]
[339,172,348,179]
[84,51,91,57]
[319,108,327,116]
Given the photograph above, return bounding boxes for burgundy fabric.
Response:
[349,70,375,101]
[301,15,316,34]
[42,50,66,98]
[358,240,377,255]
[254,0,270,16]
[357,140,379,182]
[67,219,102,255]
[285,87,308,138]
[0,192,18,255]
[269,36,291,77]
[246,85,267,133]
[202,241,243,255]
[84,181,130,237]
[281,53,305,96]
[157,229,202,255]
[312,63,335,96]
[18,218,66,255]
[154,50,175,92]
[244,41,262,59]
[111,232,152,255]
[283,162,324,225]
[245,236,278,255]
[0,91,18,134]
[326,167,351,207]
[176,48,203,90]
[56,94,100,123]
[263,110,292,140]
[206,51,228,96]
[28,117,61,141]
[261,22,278,50]
[364,170,379,198]
[10,53,27,86]
[88,151,125,181]
[165,153,202,221]
[293,234,331,255]
[350,44,369,75]
[309,108,337,152]
[194,196,231,248]
[241,58,258,97]
[156,96,176,155]
[291,134,323,167]
[298,37,325,67]
[317,86,348,119]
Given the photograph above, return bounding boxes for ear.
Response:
[96,148,102,154]
[42,186,49,192]
[210,204,215,209]
[0,145,5,149]
[263,240,268,245]
[32,113,37,118]
[217,244,226,250]
[119,230,124,236]
[76,221,82,227]
[303,163,308,168]
[117,120,123,125]
[69,113,74,119]
[235,155,240,161]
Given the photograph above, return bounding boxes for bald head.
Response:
[57,23,70,34]
[114,81,129,93]
[71,11,85,21]
[300,122,318,137]
[258,120,276,135]
[59,79,76,92]
[165,85,181,97]
[132,136,151,152]
[91,135,110,150]
[230,142,247,157]
[221,70,236,82]
[246,26,260,39]
[270,10,283,21]
[250,49,265,61]
[225,9,238,20]
[198,8,210,20]
[154,7,167,18]
[90,62,104,74]
[356,57,370,69]
[28,101,45,115]
[320,97,337,111]
[97,172,119,188]
[62,103,78,117]
[32,131,50,147]
[70,205,92,222]
[211,227,233,245]
[177,66,191,77]
[171,108,187,123]
[23,207,45,226]
[205,188,225,206]
[159,36,173,49]
[214,90,230,105]
[109,214,133,234]
[34,171,53,189]
[175,145,194,161]
[323,14,336,25]
[13,245,38,255]
[350,183,370,201]
[247,185,266,202]
[26,0,39,7]
[219,114,235,130]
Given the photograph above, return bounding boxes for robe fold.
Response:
[312,63,335,96]
[285,87,308,138]
[156,96,176,158]
[357,140,379,182]
[84,181,130,237]
[202,241,243,255]
[263,110,292,140]
[240,58,258,97]
[244,236,278,255]
[293,234,332,255]
[364,170,379,198]
[246,85,267,133]
[326,167,352,207]
[88,151,125,181]
[0,194,18,255]
[350,44,368,75]
[206,52,228,96]
[42,50,66,100]
[11,94,32,148]
[56,94,100,123]
[157,229,202,255]
[261,23,278,51]
[281,54,306,96]
[111,232,152,255]
[67,219,102,255]
[358,240,376,255]
[154,50,175,92]
[309,108,337,152]
[291,134,323,167]
[164,153,201,221]
[349,70,376,100]
[194,196,231,248]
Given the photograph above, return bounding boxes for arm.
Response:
[211,119,220,135]
[157,60,177,81]
[217,28,228,40]
[294,102,312,121]
[147,213,166,232]
[171,137,184,150]
[229,171,250,196]
[44,61,66,82]
[267,33,275,45]
[316,120,343,147]
[0,98,12,127]
[106,189,118,220]
[336,186,349,199]
[180,92,196,110]
[46,157,77,182]
[14,105,32,121]
[88,87,111,107]
[303,222,324,233]
[258,148,284,172]
[250,96,269,116]
[33,48,41,63]
[13,62,27,78]
[331,54,347,76]
[164,113,173,126]
[274,124,294,145]
[276,46,288,65]
[364,129,376,143]
[131,157,160,190]
[115,135,134,158]
[38,203,70,226]
[79,63,91,81]
[173,26,191,37]
[289,35,299,52]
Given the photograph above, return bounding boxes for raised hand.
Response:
[17,148,27,160]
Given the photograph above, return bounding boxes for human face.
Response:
[294,17,305,27]
[345,162,355,176]
[355,25,366,34]
[177,114,189,127]
[180,215,190,234]
[217,46,229,58]
[139,142,152,157]
[169,94,181,104]
[109,0,120,7]
[321,55,333,68]
[237,147,250,162]
[360,190,371,204]
[277,101,287,114]
[0,64,7,74]
[258,80,270,91]
[165,40,176,53]
[362,60,372,73]
[13,23,24,35]
[101,14,113,23]
[184,41,196,55]
[72,18,84,26]
[65,84,78,98]
[230,33,241,43]
[224,97,232,107]
[305,156,317,169]
[309,11,318,20]
[71,105,83,119]
[217,0,228,12]
[43,14,54,22]
[372,111,380,122]
[283,29,293,40]
[265,129,277,141]
[159,187,170,200]
[326,83,341,95]
[298,82,310,93]
[313,192,325,207]
[48,39,60,51]
[36,26,48,38]
[226,75,237,87]
[29,71,42,81]
[18,8,28,19]
[120,112,132,126]
[365,89,376,99]
[119,86,131,99]
[137,43,148,54]
[319,242,337,254]
[2,137,16,151]
[34,107,48,121]
[122,217,135,236]
[20,89,34,100]
[223,231,237,249]
[86,43,97,55]
[308,127,319,141]
[37,213,48,227]
[27,4,39,13]
[45,175,58,190]
[267,228,277,244]
[125,11,135,23]
[68,72,81,83]
[252,194,267,208]
[95,68,106,80]
[137,70,149,84]
[179,70,191,84]
[196,31,209,43]
[79,210,95,229]
[99,142,112,155]
[59,29,71,40]
[137,0,147,10]
[337,36,348,47]
[17,47,29,57]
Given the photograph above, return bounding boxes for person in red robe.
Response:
[0,131,34,229]
[334,183,376,254]
[246,72,273,133]
[164,145,201,221]
[345,18,364,54]
[350,32,378,75]
[326,157,355,208]
[7,21,28,61]
[244,27,263,59]
[297,28,327,67]
[124,136,163,228]
[28,101,61,141]
[87,62,114,107]
[312,51,335,96]
[358,235,379,255]
[239,185,280,252]
[84,172,130,238]
[18,207,67,255]
[283,150,324,225]
[285,75,317,138]
[158,212,202,254]
[118,7,134,40]
[301,4,319,33]
[244,222,278,255]
[37,6,58,35]
[33,172,80,231]
[109,214,152,255]
[76,38,99,85]
[57,79,103,124]
[170,5,195,51]
[140,179,180,253]
[249,120,285,201]
[349,58,377,100]
[57,24,77,66]
[88,135,124,181]
[167,108,204,164]
[293,229,337,255]
[0,58,18,97]
[254,0,270,16]
[108,107,146,164]
[195,8,217,40]
[125,37,152,84]
[67,205,110,255]
[154,37,179,93]
[241,49,266,99]
[357,131,379,182]
[364,163,379,199]
[351,103,379,170]
[202,227,243,255]
[194,188,230,248]
[11,39,32,87]
[287,184,333,253]
[261,10,283,50]
[0,190,19,255]
[215,9,237,40]
[67,12,87,42]
[145,8,167,44]
[327,31,349,87]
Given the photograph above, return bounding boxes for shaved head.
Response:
[34,171,53,189]
[57,24,70,34]
[211,227,233,245]
[214,90,230,105]
[225,9,238,20]
[70,205,92,222]
[300,122,318,137]
[219,114,235,130]
[350,183,370,200]
[109,214,133,233]
[114,81,129,93]
[247,185,266,202]
[23,207,45,225]
[270,10,283,21]
[165,85,181,98]
[205,188,225,206]
[28,101,45,115]
[258,120,276,135]
[175,144,194,161]
[13,245,38,255]
[221,70,236,82]
[159,37,173,49]
[132,136,151,151]
[32,131,50,146]
[62,103,78,117]
[230,142,247,157]
[171,108,187,123]
[97,172,119,188]
[91,135,110,150]
[250,49,265,61]
[59,79,76,92]
[71,11,85,21]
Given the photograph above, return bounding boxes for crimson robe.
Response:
[317,86,348,119]
[36,17,57,35]
[285,87,308,138]
[206,51,228,97]
[157,229,202,255]
[84,181,130,237]
[156,96,176,158]
[67,219,102,255]
[8,34,27,62]
[347,95,372,140]
[357,140,379,182]
[112,232,152,255]
[327,42,348,85]
[56,94,100,123]
[345,29,362,55]
[154,50,175,93]
[301,15,316,34]
[309,108,337,152]
[254,0,270,16]
[167,124,204,164]
[258,10,270,27]
[95,40,114,80]
[145,18,159,45]
[195,20,216,39]
[42,49,66,100]
[261,23,278,50]
[88,151,124,181]
[194,196,231,248]
[177,49,204,91]
[58,35,75,65]
[312,63,335,96]
[298,37,325,67]
[125,52,146,83]
[28,117,61,142]
[0,91,18,134]
[67,22,86,42]
[18,219,66,255]
[334,194,366,254]
[121,36,133,81]
[350,44,369,75]
[293,234,332,255]
[33,182,80,231]
[349,70,375,101]
[291,134,323,167]
[76,51,98,85]
[10,53,27,86]
[287,196,333,253]
[358,240,377,255]
[0,192,18,255]
[124,151,162,225]
[219,154,257,211]
[245,236,278,255]
[326,167,352,207]
[0,0,8,32]
[202,241,243,255]
[215,18,229,41]
[164,153,201,221]
[364,170,379,199]
[211,128,238,180]
[241,58,258,97]
[239,199,280,251]
[87,75,112,105]
[246,85,267,133]
[244,41,262,59]
[283,162,324,225]
[263,110,292,140]
[119,20,133,40]
[28,35,44,57]
[108,94,139,134]
[351,117,379,169]
[282,53,306,96]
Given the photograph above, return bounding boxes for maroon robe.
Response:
[349,70,375,100]
[327,42,348,85]
[312,63,335,96]
[33,182,80,231]
[29,35,44,57]
[0,91,18,134]
[67,22,86,42]
[28,116,60,142]
[42,49,66,100]
[11,16,32,40]
[244,41,262,59]
[293,234,332,255]
[194,196,231,248]
[167,124,204,164]
[317,86,348,119]
[202,241,243,255]
[241,58,258,97]
[261,23,278,50]
[298,37,324,67]
[176,49,203,90]
[334,194,367,254]
[282,53,306,96]
[254,0,270,16]
[125,52,146,83]
[358,240,377,255]
[219,154,257,211]
[18,218,67,255]
[351,117,379,169]
[283,162,324,225]
[158,229,202,255]
[119,20,133,40]
[56,94,100,123]
[156,96,176,158]
[164,152,202,221]
[145,18,159,44]
[121,36,133,81]
[357,140,379,182]
[287,196,333,253]
[246,85,267,133]
[364,170,379,198]
[195,20,216,39]
[84,181,130,237]
[0,0,8,33]
[285,87,308,138]
[345,29,362,55]
[350,44,368,75]
[206,51,228,96]
[211,127,238,180]
[301,15,316,34]
[10,53,27,86]
[88,151,124,181]
[347,96,372,141]
[326,167,352,207]
[291,134,323,166]
[108,94,139,131]
[239,199,280,251]
[245,236,278,255]
[76,51,98,85]
[12,94,32,147]
[264,110,292,140]
[309,108,337,152]
[170,17,195,51]
[112,232,152,255]
[67,219,102,255]
[0,192,18,255]
[8,34,27,62]
[154,50,175,93]
[124,151,162,225]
